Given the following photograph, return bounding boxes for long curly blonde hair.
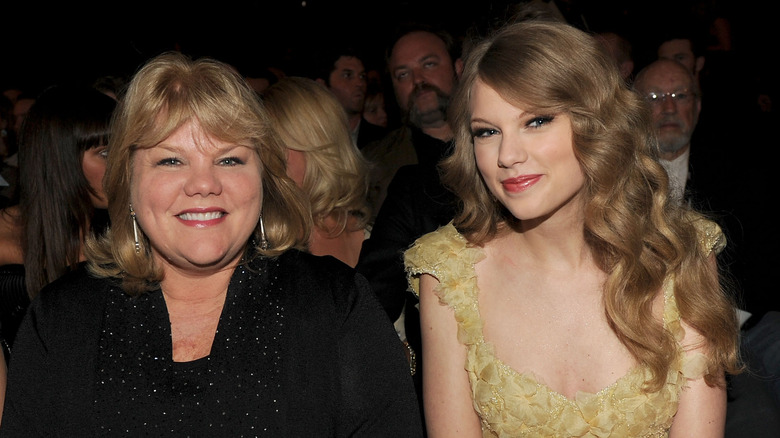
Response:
[443,20,740,390]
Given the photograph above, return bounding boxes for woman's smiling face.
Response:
[131,120,263,274]
[471,79,585,224]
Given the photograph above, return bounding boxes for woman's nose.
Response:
[497,132,528,168]
[183,164,223,197]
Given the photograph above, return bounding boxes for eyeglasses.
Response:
[644,90,697,105]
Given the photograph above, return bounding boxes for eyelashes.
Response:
[217,157,245,166]
[156,157,181,166]
[472,128,499,138]
[527,115,555,128]
[471,115,556,139]
[155,157,245,167]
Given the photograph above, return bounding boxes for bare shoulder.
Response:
[0,206,23,265]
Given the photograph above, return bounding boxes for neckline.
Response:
[465,240,648,403]
[491,350,644,403]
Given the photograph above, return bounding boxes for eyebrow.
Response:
[418,53,441,65]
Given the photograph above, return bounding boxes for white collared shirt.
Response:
[659,148,690,203]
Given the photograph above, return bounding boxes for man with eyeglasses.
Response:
[636,58,780,437]
[633,58,700,202]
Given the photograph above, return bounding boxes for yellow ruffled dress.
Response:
[404,221,725,437]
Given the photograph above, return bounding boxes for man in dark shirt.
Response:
[357,23,463,428]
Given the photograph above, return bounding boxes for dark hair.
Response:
[654,17,706,58]
[383,21,462,69]
[309,45,366,86]
[0,93,13,154]
[17,84,116,298]
[91,75,129,100]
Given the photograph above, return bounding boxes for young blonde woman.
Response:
[405,20,740,437]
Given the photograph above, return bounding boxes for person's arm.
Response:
[419,273,482,437]
[670,252,727,437]
[669,321,727,437]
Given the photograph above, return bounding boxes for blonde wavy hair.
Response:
[443,20,740,390]
[86,52,311,295]
[262,77,371,235]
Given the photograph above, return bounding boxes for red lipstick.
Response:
[501,175,542,193]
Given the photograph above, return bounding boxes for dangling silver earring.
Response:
[259,214,269,250]
[130,203,141,254]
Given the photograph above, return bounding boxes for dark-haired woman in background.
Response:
[0,83,116,422]
[0,84,115,348]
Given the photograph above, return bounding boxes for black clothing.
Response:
[0,264,27,362]
[356,127,457,432]
[357,127,455,324]
[687,105,780,324]
[0,209,109,363]
[1,250,423,437]
[356,118,388,150]
[357,165,457,324]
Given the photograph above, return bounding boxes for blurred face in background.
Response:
[82,145,109,208]
[363,92,388,127]
[285,148,306,187]
[12,97,35,133]
[634,59,701,160]
[327,56,367,116]
[389,31,461,129]
[657,39,704,78]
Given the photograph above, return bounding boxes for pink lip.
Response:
[501,175,542,193]
[175,207,227,228]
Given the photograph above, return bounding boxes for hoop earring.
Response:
[259,214,269,250]
[130,204,141,254]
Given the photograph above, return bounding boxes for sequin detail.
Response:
[94,258,285,436]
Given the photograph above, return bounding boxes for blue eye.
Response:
[218,157,245,166]
[156,158,181,166]
[527,116,554,128]
[472,128,499,138]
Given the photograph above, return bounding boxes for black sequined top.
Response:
[1,249,423,437]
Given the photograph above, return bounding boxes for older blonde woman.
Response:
[1,52,422,437]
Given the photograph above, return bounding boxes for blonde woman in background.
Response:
[263,77,372,268]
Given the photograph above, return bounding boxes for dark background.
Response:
[2,0,774,96]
